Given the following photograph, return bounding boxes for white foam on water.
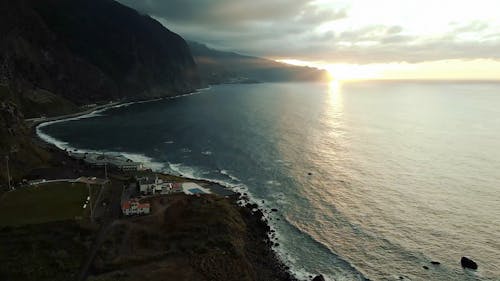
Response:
[119,152,165,171]
[167,90,204,100]
[266,180,282,186]
[201,150,213,155]
[197,86,212,92]
[36,114,166,172]
[219,169,241,182]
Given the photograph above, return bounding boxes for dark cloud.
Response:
[117,0,500,64]
[118,0,332,26]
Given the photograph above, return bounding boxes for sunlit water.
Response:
[39,81,500,281]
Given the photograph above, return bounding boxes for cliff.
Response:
[188,41,328,85]
[0,0,201,118]
[0,0,201,184]
[0,85,50,186]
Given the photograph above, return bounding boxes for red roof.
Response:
[122,199,150,210]
[138,203,150,209]
[122,201,132,209]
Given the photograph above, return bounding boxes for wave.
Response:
[201,150,212,156]
[219,169,240,182]
[36,123,166,172]
[266,180,282,186]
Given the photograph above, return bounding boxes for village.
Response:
[0,150,232,227]
[70,151,222,218]
[121,175,213,216]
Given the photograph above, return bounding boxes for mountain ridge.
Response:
[188,41,328,84]
[0,0,201,119]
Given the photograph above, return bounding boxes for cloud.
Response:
[116,0,500,64]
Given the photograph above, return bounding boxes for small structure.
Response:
[171,182,183,193]
[138,176,165,195]
[121,199,150,216]
[70,152,143,171]
[137,177,182,195]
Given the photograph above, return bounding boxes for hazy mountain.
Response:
[188,41,328,84]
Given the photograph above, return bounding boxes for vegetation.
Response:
[0,182,90,226]
[89,194,293,281]
[0,85,52,185]
[0,221,95,281]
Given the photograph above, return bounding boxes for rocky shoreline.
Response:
[28,114,314,281]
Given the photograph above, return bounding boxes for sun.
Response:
[324,64,381,81]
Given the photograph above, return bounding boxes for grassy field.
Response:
[0,182,91,226]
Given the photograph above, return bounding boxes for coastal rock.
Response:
[312,275,326,281]
[461,256,478,270]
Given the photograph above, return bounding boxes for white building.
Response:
[77,153,144,171]
[138,177,178,195]
[122,199,150,216]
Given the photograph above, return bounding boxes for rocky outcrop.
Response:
[461,256,478,270]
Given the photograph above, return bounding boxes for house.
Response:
[138,177,165,194]
[171,182,183,193]
[122,199,150,216]
[138,177,156,194]
[78,153,143,171]
[137,177,178,195]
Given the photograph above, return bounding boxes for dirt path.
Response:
[78,180,124,281]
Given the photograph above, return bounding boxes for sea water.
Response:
[39,81,500,281]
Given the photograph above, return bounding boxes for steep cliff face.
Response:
[0,85,50,185]
[33,0,201,99]
[0,0,201,184]
[0,0,200,118]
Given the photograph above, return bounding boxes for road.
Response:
[78,179,124,281]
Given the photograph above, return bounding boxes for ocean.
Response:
[38,81,500,281]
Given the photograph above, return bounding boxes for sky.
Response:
[117,0,500,80]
